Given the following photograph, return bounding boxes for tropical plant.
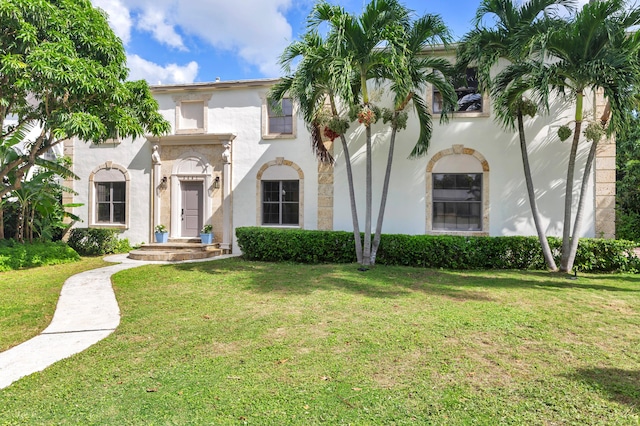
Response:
[456,0,576,272]
[269,30,364,263]
[0,0,170,200]
[538,0,640,272]
[288,0,457,268]
[369,13,457,264]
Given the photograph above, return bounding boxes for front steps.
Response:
[128,239,223,261]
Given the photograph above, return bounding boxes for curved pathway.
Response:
[0,253,238,389]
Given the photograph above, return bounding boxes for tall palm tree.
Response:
[457,0,576,271]
[311,0,431,268]
[540,0,640,272]
[270,30,364,263]
[370,14,457,264]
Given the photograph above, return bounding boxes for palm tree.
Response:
[369,14,457,264]
[269,30,365,263]
[311,0,440,268]
[540,0,640,272]
[457,0,576,271]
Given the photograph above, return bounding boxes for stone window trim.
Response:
[260,94,297,139]
[88,161,130,230]
[427,68,491,119]
[426,145,490,236]
[172,92,212,135]
[256,157,304,227]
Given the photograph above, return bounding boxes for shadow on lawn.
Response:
[168,257,640,300]
[566,368,640,410]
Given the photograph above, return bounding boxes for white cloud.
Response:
[92,0,298,79]
[174,0,293,76]
[127,54,199,85]
[137,7,187,51]
[91,0,133,45]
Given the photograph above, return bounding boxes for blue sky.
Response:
[90,0,587,85]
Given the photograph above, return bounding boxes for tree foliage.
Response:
[0,0,170,199]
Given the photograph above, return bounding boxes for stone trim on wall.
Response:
[425,144,490,236]
[594,88,616,239]
[256,157,305,227]
[317,142,334,231]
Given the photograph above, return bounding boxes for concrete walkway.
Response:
[0,253,238,389]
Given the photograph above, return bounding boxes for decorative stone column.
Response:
[221,142,233,251]
[594,88,616,239]
[151,145,162,240]
[317,141,334,230]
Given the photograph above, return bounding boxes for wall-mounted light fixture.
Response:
[213,176,220,189]
[161,176,167,184]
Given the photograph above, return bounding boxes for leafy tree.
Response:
[0,0,170,200]
[457,0,575,271]
[615,113,640,241]
[538,0,640,272]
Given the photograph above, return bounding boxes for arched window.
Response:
[426,145,489,235]
[256,158,304,227]
[89,163,130,228]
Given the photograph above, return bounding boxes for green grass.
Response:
[1,258,640,424]
[0,257,109,352]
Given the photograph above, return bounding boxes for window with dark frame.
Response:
[267,98,293,134]
[262,180,299,225]
[432,173,482,231]
[96,182,126,224]
[433,68,483,113]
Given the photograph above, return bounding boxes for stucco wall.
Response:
[332,88,596,238]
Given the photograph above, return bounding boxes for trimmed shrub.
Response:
[235,227,639,273]
[0,240,80,271]
[67,228,132,256]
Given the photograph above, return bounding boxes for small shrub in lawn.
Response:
[67,228,132,256]
[0,240,80,271]
[235,227,639,272]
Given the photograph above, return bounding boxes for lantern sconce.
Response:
[213,176,220,189]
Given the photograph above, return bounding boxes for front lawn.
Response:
[1,258,639,424]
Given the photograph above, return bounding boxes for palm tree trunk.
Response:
[517,112,557,271]
[330,95,363,264]
[564,137,599,272]
[362,125,373,268]
[340,133,363,263]
[370,123,397,265]
[560,92,584,272]
[0,202,4,240]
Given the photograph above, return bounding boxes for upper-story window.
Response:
[262,96,296,139]
[433,68,487,116]
[268,98,293,134]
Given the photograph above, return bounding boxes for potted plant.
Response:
[200,224,213,244]
[154,224,168,243]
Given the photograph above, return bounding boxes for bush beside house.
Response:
[0,240,80,272]
[236,227,639,273]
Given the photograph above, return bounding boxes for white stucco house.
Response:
[62,60,616,255]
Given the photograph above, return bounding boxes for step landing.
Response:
[128,241,222,261]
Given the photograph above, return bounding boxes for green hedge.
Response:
[67,228,132,256]
[0,240,80,272]
[235,227,640,273]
